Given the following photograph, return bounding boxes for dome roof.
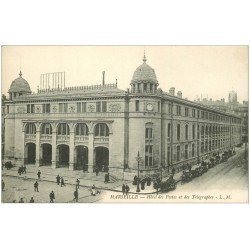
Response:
[9,71,31,93]
[131,54,158,84]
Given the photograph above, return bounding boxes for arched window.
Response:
[26,123,36,134]
[76,123,89,136]
[41,123,52,135]
[94,123,109,137]
[57,123,69,135]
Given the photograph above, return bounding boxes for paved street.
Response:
[166,147,248,202]
[1,176,109,203]
[1,147,248,203]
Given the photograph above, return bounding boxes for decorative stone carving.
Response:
[17,106,26,114]
[88,104,95,112]
[69,105,76,113]
[51,105,58,113]
[35,106,41,113]
[108,103,121,112]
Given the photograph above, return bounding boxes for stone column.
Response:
[108,133,113,168]
[20,127,25,166]
[88,132,94,172]
[36,129,41,167]
[51,125,57,169]
[69,130,75,170]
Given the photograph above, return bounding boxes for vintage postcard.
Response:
[1,45,248,203]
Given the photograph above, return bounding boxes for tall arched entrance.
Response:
[95,146,109,170]
[75,145,88,170]
[25,143,36,164]
[57,144,69,167]
[41,143,52,165]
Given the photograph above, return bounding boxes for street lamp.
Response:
[135,151,142,192]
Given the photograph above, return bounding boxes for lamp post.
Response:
[135,151,142,192]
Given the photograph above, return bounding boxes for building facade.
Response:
[4,55,242,178]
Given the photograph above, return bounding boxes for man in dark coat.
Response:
[34,181,39,192]
[2,179,5,191]
[125,184,130,195]
[171,167,175,176]
[74,189,78,202]
[76,179,80,189]
[104,173,110,183]
[50,191,55,203]
[122,184,126,195]
[30,197,34,203]
[56,175,60,185]
[37,170,41,179]
[60,177,65,187]
[95,167,99,176]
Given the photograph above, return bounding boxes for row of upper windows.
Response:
[169,104,240,124]
[25,123,109,136]
[26,102,108,114]
[167,123,240,141]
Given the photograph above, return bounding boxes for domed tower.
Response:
[228,90,237,104]
[8,71,32,100]
[130,53,159,93]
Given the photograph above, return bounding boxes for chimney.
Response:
[102,71,105,85]
[169,87,175,96]
[177,91,182,98]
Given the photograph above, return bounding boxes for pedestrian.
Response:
[60,177,65,187]
[56,175,60,185]
[104,173,110,183]
[95,167,99,176]
[50,191,55,203]
[2,179,5,191]
[91,185,96,196]
[171,167,175,176]
[30,197,34,203]
[19,198,24,203]
[74,189,78,202]
[34,181,39,192]
[37,170,41,179]
[23,166,26,174]
[125,184,130,195]
[76,179,80,189]
[122,184,126,195]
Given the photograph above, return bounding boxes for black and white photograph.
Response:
[1,46,248,203]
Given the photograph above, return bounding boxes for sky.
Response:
[1,46,248,102]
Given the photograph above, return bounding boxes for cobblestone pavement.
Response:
[1,175,107,203]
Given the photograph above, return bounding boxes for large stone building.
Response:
[3,55,242,178]
[195,90,248,143]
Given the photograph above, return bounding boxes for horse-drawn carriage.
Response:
[159,176,176,193]
[200,161,208,174]
[191,164,203,178]
[181,169,193,184]
[220,152,228,163]
[208,158,215,168]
